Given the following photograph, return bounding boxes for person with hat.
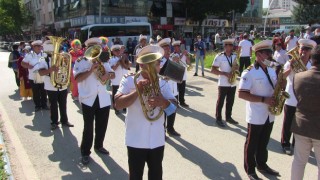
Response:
[109,44,130,114]
[238,33,252,76]
[285,29,298,52]
[21,40,49,112]
[133,34,148,72]
[158,38,181,136]
[73,37,115,165]
[273,42,289,75]
[211,39,239,127]
[280,39,317,155]
[171,39,190,108]
[238,40,280,179]
[37,40,74,130]
[291,45,320,180]
[114,45,177,180]
[194,35,206,76]
[69,39,84,100]
[311,27,320,45]
[304,26,314,40]
[99,36,109,52]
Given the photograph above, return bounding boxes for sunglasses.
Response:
[224,44,233,46]
[301,47,312,51]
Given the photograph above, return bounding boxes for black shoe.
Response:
[202,72,204,77]
[62,122,74,127]
[94,147,110,155]
[167,130,181,137]
[193,73,198,76]
[257,166,280,176]
[35,107,41,112]
[123,108,127,113]
[226,118,239,125]
[282,146,292,155]
[180,103,189,108]
[81,156,90,165]
[51,124,59,130]
[216,120,225,127]
[248,173,262,180]
[42,106,50,110]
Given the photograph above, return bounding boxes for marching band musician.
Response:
[211,39,239,127]
[69,39,84,100]
[37,40,74,130]
[158,38,181,136]
[238,40,280,180]
[281,39,316,155]
[133,34,148,72]
[171,39,190,108]
[73,37,115,165]
[114,45,177,180]
[21,40,49,112]
[99,36,109,52]
[109,44,130,114]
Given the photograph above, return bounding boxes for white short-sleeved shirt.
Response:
[117,75,175,149]
[22,52,48,80]
[109,56,129,86]
[273,49,289,65]
[239,65,277,125]
[215,34,221,44]
[212,52,237,87]
[37,58,68,91]
[238,40,252,57]
[73,59,113,107]
[160,57,167,68]
[285,36,298,51]
[171,52,187,81]
[284,60,312,107]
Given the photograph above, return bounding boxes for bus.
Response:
[80,22,152,47]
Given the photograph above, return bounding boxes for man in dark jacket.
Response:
[8,44,20,88]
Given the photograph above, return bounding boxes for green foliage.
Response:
[292,4,320,25]
[293,0,320,4]
[0,151,8,179]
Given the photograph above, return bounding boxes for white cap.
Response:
[149,38,154,44]
[222,39,235,45]
[171,39,181,46]
[42,40,54,52]
[136,45,164,64]
[31,40,43,46]
[298,39,317,49]
[156,35,162,42]
[252,40,273,52]
[157,38,171,47]
[111,44,122,51]
[85,37,102,47]
[139,34,147,42]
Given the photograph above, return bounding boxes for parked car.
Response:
[271,29,291,36]
[3,42,10,50]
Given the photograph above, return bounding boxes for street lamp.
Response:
[263,0,275,37]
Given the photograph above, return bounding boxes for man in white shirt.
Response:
[109,44,130,114]
[215,32,222,50]
[133,34,147,72]
[114,45,177,180]
[273,42,290,74]
[239,40,280,180]
[285,29,298,51]
[74,37,115,165]
[281,39,316,155]
[238,34,252,76]
[38,40,74,130]
[211,39,239,127]
[303,26,313,40]
[21,40,49,112]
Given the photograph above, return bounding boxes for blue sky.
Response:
[263,0,269,8]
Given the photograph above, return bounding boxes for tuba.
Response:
[228,53,240,84]
[47,36,72,89]
[84,45,109,85]
[134,46,164,121]
[287,46,307,73]
[269,65,290,115]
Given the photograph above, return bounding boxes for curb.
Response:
[0,132,13,180]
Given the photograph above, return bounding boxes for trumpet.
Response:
[170,52,193,71]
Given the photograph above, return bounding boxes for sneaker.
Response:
[226,118,239,125]
[51,124,59,130]
[193,73,198,76]
[216,120,225,127]
[81,156,90,165]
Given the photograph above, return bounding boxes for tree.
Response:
[292,4,320,25]
[293,0,320,5]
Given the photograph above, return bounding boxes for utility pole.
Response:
[263,0,275,37]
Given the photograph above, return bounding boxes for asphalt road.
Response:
[0,50,318,179]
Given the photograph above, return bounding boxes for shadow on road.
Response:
[8,89,22,101]
[24,111,52,137]
[19,99,34,116]
[177,106,214,127]
[166,137,241,179]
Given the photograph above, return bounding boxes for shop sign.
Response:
[239,17,262,24]
[174,17,186,26]
[202,19,228,27]
[70,16,87,27]
[280,17,294,25]
[125,16,148,23]
[153,24,174,30]
[94,16,125,24]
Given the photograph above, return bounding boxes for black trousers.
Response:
[244,118,274,174]
[112,85,119,105]
[239,57,251,75]
[135,64,140,72]
[281,104,296,148]
[127,146,164,180]
[215,86,236,120]
[13,70,20,87]
[30,80,47,108]
[81,96,110,156]
[47,89,68,125]
[177,80,186,104]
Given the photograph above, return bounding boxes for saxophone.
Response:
[228,53,240,84]
[268,65,290,115]
[287,46,307,73]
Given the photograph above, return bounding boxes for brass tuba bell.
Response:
[287,46,307,73]
[46,36,72,89]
